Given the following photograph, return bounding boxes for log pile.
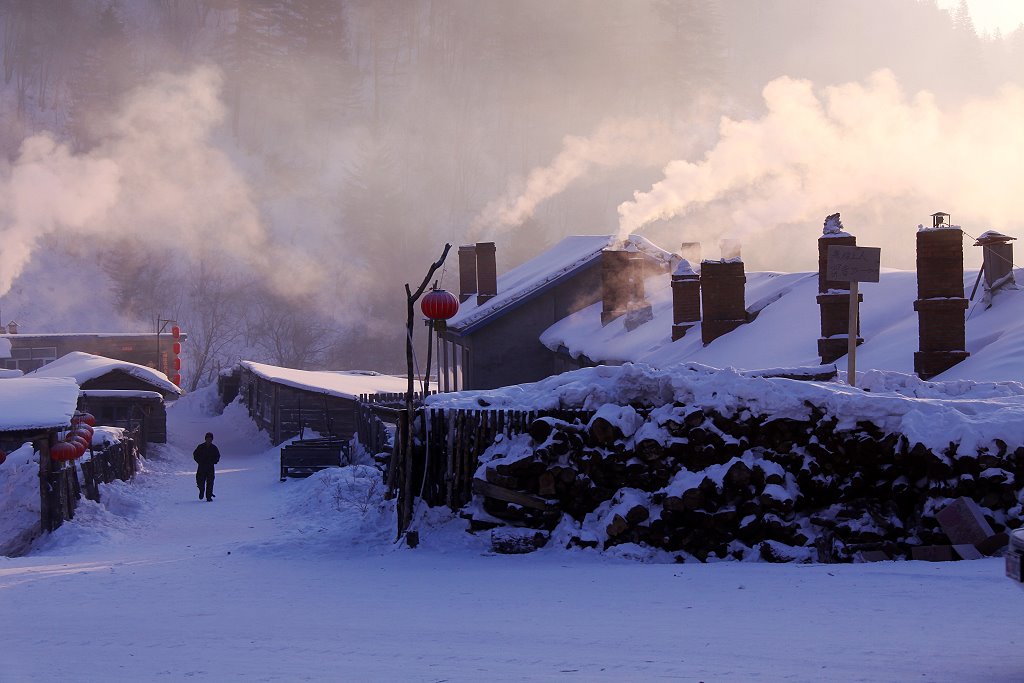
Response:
[466,400,1024,562]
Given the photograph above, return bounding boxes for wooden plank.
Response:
[471,479,558,512]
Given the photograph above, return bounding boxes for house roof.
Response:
[448,234,677,334]
[240,361,409,400]
[0,377,79,433]
[27,351,182,397]
[541,264,1024,383]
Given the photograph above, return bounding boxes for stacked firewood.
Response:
[468,401,1024,562]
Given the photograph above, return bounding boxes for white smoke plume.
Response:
[0,66,323,299]
[618,70,1024,268]
[471,117,696,238]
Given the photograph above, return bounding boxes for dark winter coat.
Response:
[193,442,221,470]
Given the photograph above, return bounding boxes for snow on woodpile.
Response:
[431,362,1024,562]
[241,361,408,400]
[0,377,78,432]
[27,351,181,396]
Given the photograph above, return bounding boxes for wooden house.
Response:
[438,236,676,391]
[0,331,186,379]
[27,352,181,444]
[238,361,409,445]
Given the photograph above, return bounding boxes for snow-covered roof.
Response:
[0,337,10,359]
[448,234,677,334]
[241,361,409,400]
[27,351,182,396]
[540,266,1024,384]
[80,389,164,400]
[0,377,79,432]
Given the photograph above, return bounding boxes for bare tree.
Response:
[180,259,247,391]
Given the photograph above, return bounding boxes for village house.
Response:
[0,329,185,381]
[27,352,181,445]
[234,361,409,445]
[437,235,677,391]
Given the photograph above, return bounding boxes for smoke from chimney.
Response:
[617,70,1024,269]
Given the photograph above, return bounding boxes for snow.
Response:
[241,360,408,400]
[0,388,1022,680]
[541,266,1024,384]
[79,389,164,399]
[0,376,78,432]
[449,234,676,333]
[0,336,10,358]
[0,368,22,378]
[27,351,181,397]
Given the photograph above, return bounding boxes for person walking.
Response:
[193,432,221,502]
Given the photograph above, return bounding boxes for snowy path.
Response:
[3,394,1024,681]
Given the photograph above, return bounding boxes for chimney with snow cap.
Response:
[475,242,497,305]
[914,214,969,379]
[671,259,700,341]
[973,231,1016,296]
[601,245,650,327]
[700,258,746,345]
[817,213,863,364]
[458,245,477,303]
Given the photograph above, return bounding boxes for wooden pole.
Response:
[847,280,858,387]
[401,243,452,538]
[37,433,52,533]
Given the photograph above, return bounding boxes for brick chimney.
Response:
[475,242,497,306]
[601,249,650,327]
[700,259,746,345]
[458,245,477,303]
[914,216,969,379]
[816,213,862,364]
[671,260,700,341]
[6,320,17,334]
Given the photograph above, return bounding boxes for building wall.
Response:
[77,395,167,445]
[238,367,357,445]
[441,263,602,391]
[0,333,183,378]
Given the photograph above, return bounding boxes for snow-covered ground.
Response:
[2,386,1024,681]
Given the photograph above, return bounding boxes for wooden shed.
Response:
[238,361,409,445]
[27,352,180,444]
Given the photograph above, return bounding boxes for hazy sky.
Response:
[937,0,1024,34]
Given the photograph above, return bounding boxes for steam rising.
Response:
[618,70,1024,264]
[0,66,322,299]
[471,118,690,237]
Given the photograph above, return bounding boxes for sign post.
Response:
[826,245,881,388]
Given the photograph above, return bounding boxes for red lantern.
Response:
[171,325,181,339]
[173,373,181,385]
[172,342,181,355]
[0,450,6,465]
[74,427,93,443]
[420,288,459,321]
[69,436,88,455]
[50,442,78,461]
[174,357,181,371]
[75,413,96,427]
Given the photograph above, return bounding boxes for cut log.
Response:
[589,417,623,446]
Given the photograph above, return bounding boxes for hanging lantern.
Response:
[68,436,88,456]
[173,373,181,386]
[421,288,459,331]
[0,450,6,465]
[171,325,181,339]
[74,427,93,443]
[172,342,181,356]
[50,442,79,462]
[76,412,96,427]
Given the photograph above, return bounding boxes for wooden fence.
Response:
[80,435,140,503]
[44,433,141,532]
[402,407,596,515]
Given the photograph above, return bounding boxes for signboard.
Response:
[827,245,881,283]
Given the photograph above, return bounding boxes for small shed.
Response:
[27,352,180,444]
[238,361,409,445]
